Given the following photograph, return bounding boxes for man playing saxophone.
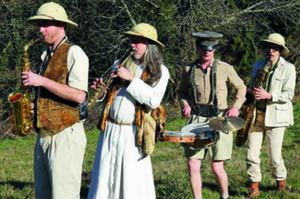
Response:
[246,33,296,198]
[22,2,89,199]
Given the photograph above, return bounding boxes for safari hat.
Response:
[260,33,289,55]
[27,2,78,29]
[124,23,164,49]
[191,31,223,50]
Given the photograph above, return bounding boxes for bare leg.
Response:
[211,160,228,196]
[188,159,202,199]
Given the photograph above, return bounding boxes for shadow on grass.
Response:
[0,181,34,199]
[0,181,33,189]
[229,181,280,198]
[80,185,89,199]
[156,179,280,198]
[0,180,90,199]
[80,171,91,198]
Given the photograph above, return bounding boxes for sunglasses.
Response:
[265,44,282,51]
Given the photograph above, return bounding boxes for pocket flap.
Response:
[275,103,289,110]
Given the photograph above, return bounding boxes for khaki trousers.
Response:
[246,110,287,182]
[34,122,86,199]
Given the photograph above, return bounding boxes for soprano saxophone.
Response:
[87,51,134,110]
[7,38,39,136]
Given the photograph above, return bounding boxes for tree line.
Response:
[1,0,300,125]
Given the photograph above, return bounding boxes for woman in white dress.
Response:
[88,23,170,199]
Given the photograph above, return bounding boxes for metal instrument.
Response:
[87,51,134,110]
[235,66,269,146]
[7,38,39,136]
[159,123,219,150]
[209,116,245,132]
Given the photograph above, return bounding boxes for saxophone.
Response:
[7,38,39,136]
[87,51,134,110]
[235,66,269,147]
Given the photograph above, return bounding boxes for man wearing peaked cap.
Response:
[178,31,246,199]
[87,23,169,199]
[246,33,296,198]
[23,2,89,198]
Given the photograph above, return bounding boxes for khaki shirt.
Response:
[178,59,246,110]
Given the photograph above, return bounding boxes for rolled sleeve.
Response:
[67,46,89,92]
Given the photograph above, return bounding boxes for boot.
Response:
[248,182,260,198]
[276,180,286,191]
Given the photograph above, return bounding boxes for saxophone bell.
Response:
[8,91,31,136]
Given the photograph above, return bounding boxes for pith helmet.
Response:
[27,2,78,29]
[191,31,223,50]
[124,23,164,49]
[260,33,289,55]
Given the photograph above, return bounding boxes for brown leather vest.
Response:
[37,42,80,134]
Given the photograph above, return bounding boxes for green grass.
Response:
[1,107,300,199]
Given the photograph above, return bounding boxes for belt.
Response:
[108,117,134,126]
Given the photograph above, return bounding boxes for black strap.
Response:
[211,59,218,106]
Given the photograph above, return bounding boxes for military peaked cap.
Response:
[191,31,223,50]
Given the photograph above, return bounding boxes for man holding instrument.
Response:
[246,33,295,198]
[178,31,246,199]
[87,23,169,199]
[23,2,89,198]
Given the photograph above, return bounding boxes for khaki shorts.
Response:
[184,130,232,160]
[183,114,233,161]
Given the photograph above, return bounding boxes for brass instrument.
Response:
[7,38,39,136]
[235,67,269,146]
[87,51,134,110]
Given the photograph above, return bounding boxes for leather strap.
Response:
[108,116,134,126]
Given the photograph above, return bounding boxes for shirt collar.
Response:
[41,36,68,60]
[196,58,214,70]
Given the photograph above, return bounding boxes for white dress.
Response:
[88,63,170,199]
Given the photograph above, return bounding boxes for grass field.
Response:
[0,103,300,199]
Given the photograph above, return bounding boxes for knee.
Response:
[270,158,283,168]
[211,161,225,175]
[188,159,201,173]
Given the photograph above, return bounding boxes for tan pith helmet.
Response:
[27,2,78,29]
[124,23,164,49]
[260,33,289,55]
